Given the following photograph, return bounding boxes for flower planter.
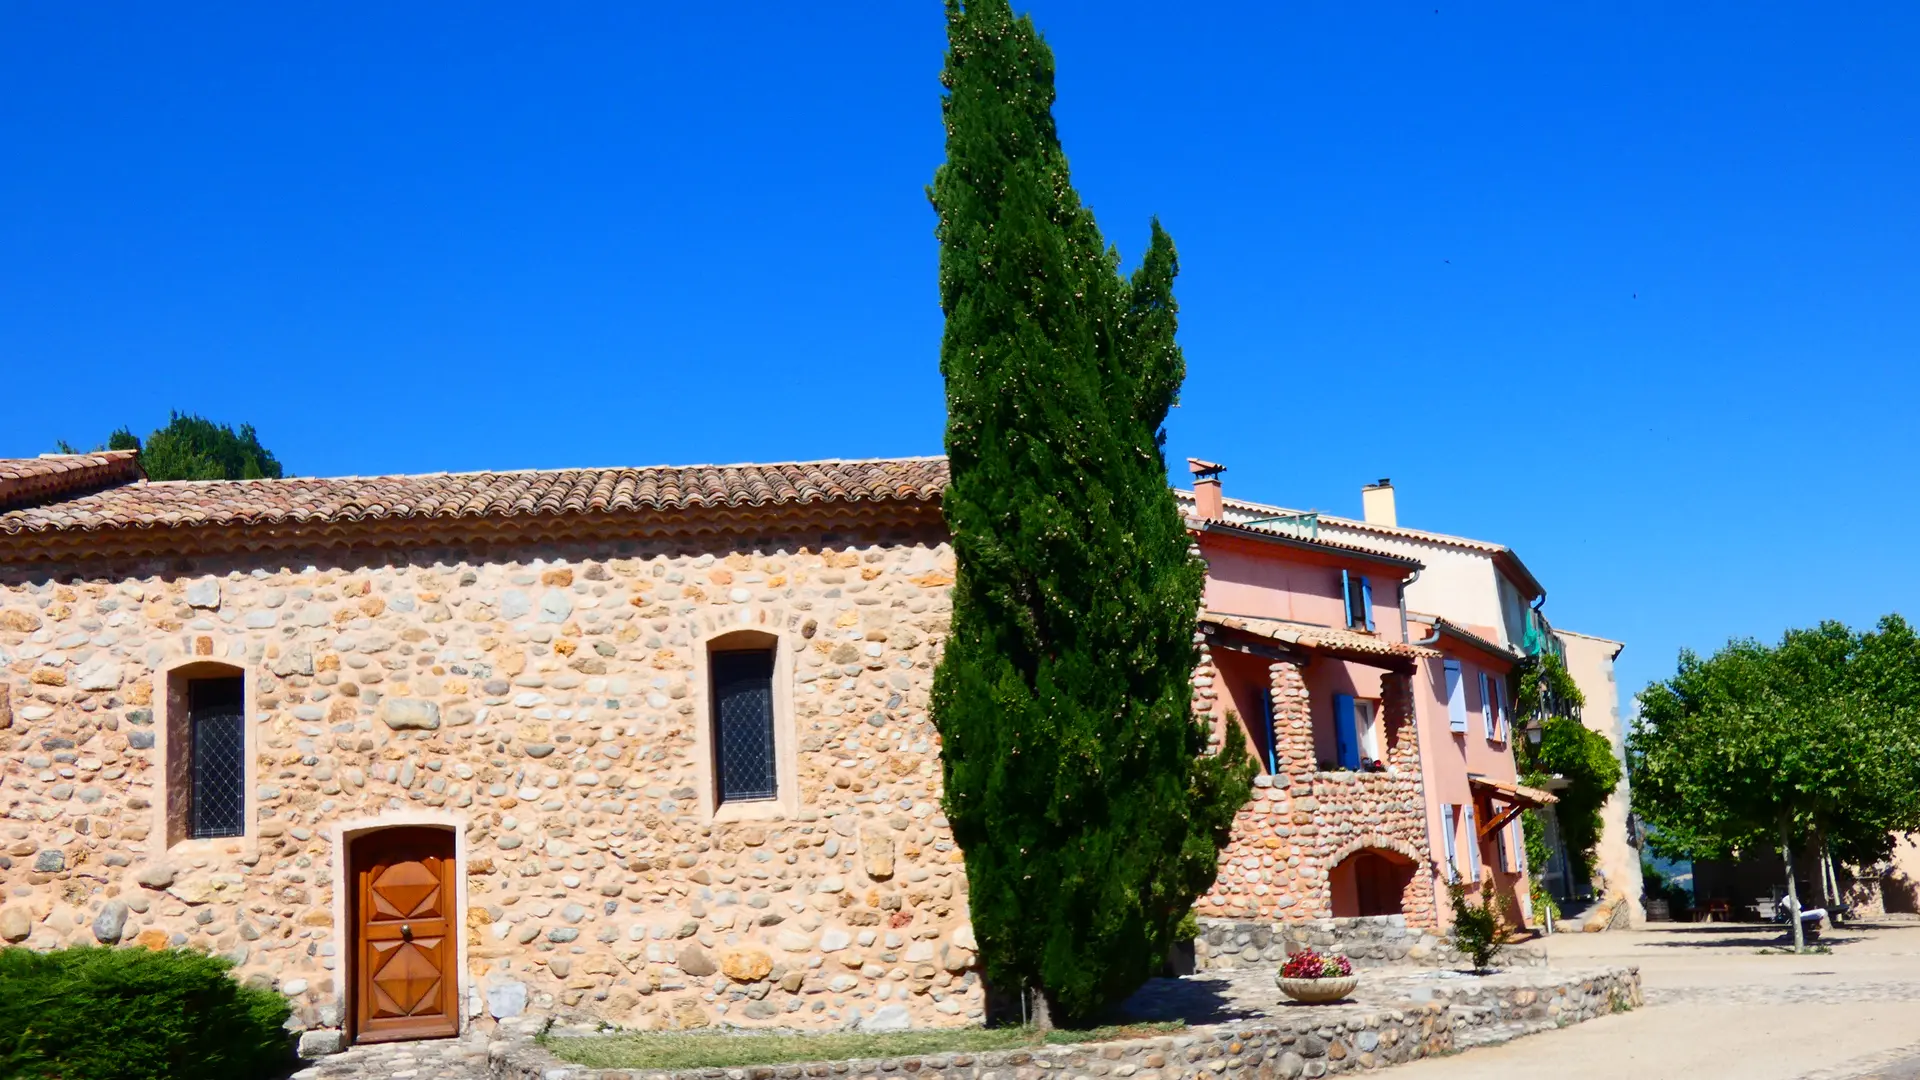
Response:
[1277,975,1359,1004]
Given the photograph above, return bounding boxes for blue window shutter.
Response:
[1441,804,1458,882]
[1491,677,1506,740]
[1445,660,1468,732]
[1361,577,1375,631]
[1465,804,1482,878]
[1333,693,1359,770]
[1259,689,1278,775]
[1479,671,1491,736]
[1340,569,1353,626]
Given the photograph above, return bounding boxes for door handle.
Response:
[401,924,413,941]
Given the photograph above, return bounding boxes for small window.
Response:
[1333,693,1376,771]
[188,677,246,840]
[1354,699,1380,764]
[1340,570,1374,631]
[1440,804,1459,882]
[1488,676,1508,742]
[712,648,777,804]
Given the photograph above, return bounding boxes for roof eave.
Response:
[1410,614,1522,669]
[1190,519,1424,571]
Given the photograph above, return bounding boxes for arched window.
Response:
[163,661,250,846]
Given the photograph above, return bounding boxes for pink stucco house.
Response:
[1184,462,1546,929]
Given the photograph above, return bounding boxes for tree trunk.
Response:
[1780,817,1805,953]
[1811,829,1830,909]
[1028,985,1055,1032]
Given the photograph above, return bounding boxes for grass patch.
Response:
[543,1022,1186,1070]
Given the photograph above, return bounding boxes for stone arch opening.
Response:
[1330,847,1419,918]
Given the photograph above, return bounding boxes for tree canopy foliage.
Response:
[1631,617,1920,869]
[58,412,284,481]
[928,0,1253,1026]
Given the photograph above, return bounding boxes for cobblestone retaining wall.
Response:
[0,523,979,1039]
[496,966,1641,1080]
[1194,917,1546,972]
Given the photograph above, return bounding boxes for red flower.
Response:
[1281,948,1353,979]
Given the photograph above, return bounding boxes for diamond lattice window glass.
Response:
[712,650,776,803]
[189,677,246,839]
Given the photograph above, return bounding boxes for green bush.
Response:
[1173,911,1201,943]
[0,946,293,1080]
[1447,883,1515,972]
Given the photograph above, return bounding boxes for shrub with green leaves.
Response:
[0,946,293,1080]
[1446,883,1514,972]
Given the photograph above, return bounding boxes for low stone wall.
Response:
[493,966,1640,1080]
[1193,917,1546,972]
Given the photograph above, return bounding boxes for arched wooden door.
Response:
[350,826,459,1043]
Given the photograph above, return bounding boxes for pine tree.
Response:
[57,413,284,480]
[928,0,1253,1026]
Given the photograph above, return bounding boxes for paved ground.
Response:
[1388,917,1920,1080]
[290,918,1920,1079]
[287,1028,493,1080]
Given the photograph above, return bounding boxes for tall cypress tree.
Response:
[929,0,1252,1026]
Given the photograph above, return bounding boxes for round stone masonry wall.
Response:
[0,530,981,1039]
[1194,916,1547,972]
[498,965,1643,1080]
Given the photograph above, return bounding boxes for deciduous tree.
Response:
[1631,617,1920,950]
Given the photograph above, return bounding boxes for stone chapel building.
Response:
[1,449,1531,1051]
[0,450,972,1046]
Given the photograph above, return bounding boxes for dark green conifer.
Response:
[928,0,1253,1026]
[57,412,284,480]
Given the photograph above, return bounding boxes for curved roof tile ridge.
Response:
[0,455,951,537]
[0,450,143,511]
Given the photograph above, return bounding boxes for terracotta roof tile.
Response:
[1189,518,1424,569]
[1409,613,1521,666]
[1203,612,1441,662]
[1174,488,1543,598]
[0,451,143,511]
[1468,773,1558,807]
[0,456,949,537]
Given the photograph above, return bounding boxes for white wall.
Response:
[1557,628,1645,925]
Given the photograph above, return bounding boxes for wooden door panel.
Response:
[352,828,459,1043]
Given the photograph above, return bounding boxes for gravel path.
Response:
[1385,918,1920,1080]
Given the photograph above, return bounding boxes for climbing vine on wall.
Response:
[1512,652,1621,889]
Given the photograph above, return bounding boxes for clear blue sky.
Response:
[4,3,1917,703]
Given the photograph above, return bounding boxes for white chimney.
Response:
[1361,478,1397,527]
